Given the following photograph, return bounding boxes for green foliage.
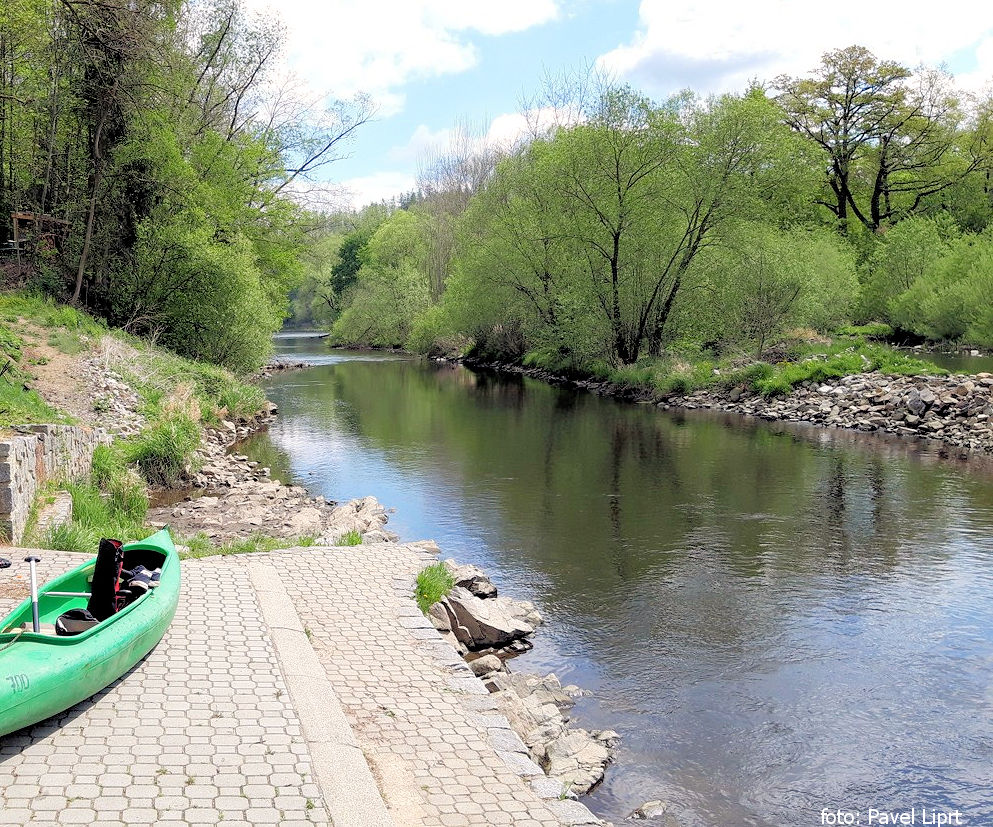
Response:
[336,530,363,546]
[89,444,147,521]
[690,223,858,355]
[836,323,894,338]
[859,216,957,321]
[332,211,432,348]
[414,563,455,614]
[0,378,69,427]
[115,338,265,422]
[889,231,993,343]
[40,477,148,552]
[751,342,939,396]
[1,1,370,375]
[0,325,23,362]
[120,413,201,487]
[0,293,104,337]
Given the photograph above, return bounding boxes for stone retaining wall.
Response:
[0,425,107,544]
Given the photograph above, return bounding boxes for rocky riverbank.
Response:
[424,558,617,802]
[147,414,399,545]
[458,357,993,460]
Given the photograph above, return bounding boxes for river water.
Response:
[243,335,993,826]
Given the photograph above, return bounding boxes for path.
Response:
[0,545,603,826]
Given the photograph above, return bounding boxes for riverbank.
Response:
[456,355,993,460]
[6,314,617,823]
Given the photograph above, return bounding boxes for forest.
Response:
[0,0,369,372]
[3,0,993,380]
[295,48,993,383]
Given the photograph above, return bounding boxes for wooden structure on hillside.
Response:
[7,212,71,254]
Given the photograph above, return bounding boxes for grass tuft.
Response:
[414,562,455,614]
[120,412,201,486]
[336,529,362,546]
[179,532,317,559]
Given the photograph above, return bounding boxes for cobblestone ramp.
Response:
[0,551,328,827]
[254,543,593,827]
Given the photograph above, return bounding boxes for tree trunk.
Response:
[73,115,107,304]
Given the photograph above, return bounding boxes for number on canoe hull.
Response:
[6,673,29,692]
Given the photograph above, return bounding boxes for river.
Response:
[242,334,993,826]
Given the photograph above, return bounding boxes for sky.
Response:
[245,0,993,210]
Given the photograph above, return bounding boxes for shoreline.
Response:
[448,355,993,461]
[168,358,615,823]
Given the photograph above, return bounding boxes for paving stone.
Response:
[0,545,592,826]
[0,552,330,827]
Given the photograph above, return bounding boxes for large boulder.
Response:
[444,587,534,649]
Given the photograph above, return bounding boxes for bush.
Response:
[414,563,455,614]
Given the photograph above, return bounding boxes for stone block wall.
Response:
[0,425,107,544]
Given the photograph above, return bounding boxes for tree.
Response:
[332,211,431,347]
[776,45,983,231]
[858,215,957,321]
[691,223,857,355]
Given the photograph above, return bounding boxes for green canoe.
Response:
[0,529,180,737]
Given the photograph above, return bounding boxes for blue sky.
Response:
[248,1,993,208]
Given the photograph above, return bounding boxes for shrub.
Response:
[414,563,455,614]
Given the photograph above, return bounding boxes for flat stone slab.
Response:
[272,542,578,826]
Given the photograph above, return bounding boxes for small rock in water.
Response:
[628,800,669,820]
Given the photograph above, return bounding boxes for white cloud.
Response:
[243,0,559,115]
[598,1,993,97]
[341,171,418,209]
[388,107,575,167]
[957,36,993,96]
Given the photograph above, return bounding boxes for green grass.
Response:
[336,529,362,546]
[524,339,942,401]
[38,478,149,552]
[0,319,73,426]
[835,322,894,339]
[750,341,939,397]
[0,377,71,427]
[119,413,202,487]
[47,328,87,355]
[114,336,265,424]
[414,562,455,614]
[0,292,105,336]
[179,532,317,559]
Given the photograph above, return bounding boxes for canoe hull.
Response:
[0,529,180,738]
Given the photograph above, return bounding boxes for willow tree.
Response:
[449,84,813,365]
